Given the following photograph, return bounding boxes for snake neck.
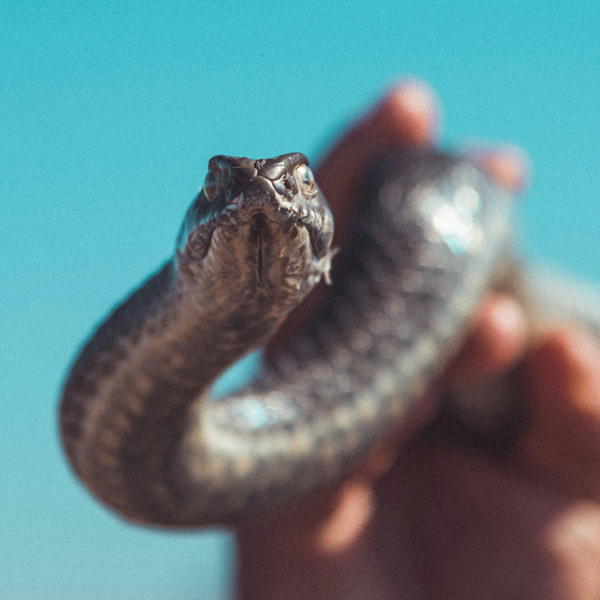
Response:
[60,185,335,524]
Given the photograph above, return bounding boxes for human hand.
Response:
[241,82,600,600]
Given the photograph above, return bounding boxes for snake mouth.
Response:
[249,213,269,285]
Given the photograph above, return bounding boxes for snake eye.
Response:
[294,164,316,195]
[203,169,221,201]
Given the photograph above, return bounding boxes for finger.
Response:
[415,295,527,455]
[465,145,530,194]
[519,328,600,500]
[317,79,440,239]
[371,79,440,147]
[443,294,527,388]
[237,476,379,599]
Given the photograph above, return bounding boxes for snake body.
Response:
[60,149,516,526]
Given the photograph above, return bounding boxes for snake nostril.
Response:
[282,174,293,192]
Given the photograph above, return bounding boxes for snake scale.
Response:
[60,148,597,527]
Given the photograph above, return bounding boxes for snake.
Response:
[59,148,600,527]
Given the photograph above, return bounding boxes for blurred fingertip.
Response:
[466,144,531,194]
[472,295,527,361]
[449,296,526,384]
[372,78,440,146]
[527,327,600,409]
[486,295,527,343]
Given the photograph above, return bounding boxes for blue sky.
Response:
[2,1,599,598]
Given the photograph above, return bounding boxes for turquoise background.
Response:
[1,1,599,599]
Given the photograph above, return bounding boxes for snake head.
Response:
[176,153,336,289]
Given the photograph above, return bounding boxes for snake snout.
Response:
[237,177,293,224]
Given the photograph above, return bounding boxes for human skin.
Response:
[238,82,600,600]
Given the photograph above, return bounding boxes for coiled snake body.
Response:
[61,149,577,527]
